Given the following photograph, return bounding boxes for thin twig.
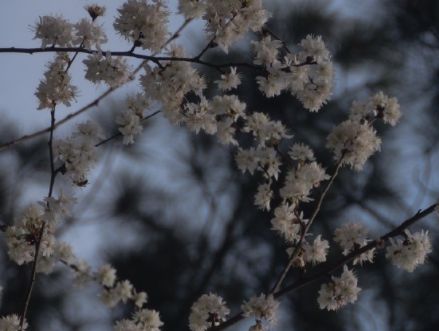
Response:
[270,157,344,293]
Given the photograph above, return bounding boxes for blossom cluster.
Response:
[0,1,436,331]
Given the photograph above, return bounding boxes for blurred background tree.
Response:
[0,0,438,330]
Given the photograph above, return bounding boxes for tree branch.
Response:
[210,202,439,331]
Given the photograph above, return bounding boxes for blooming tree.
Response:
[0,1,437,331]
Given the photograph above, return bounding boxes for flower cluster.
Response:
[317,266,361,311]
[386,230,432,272]
[83,52,130,87]
[189,293,230,331]
[55,121,103,186]
[35,54,77,110]
[241,293,279,330]
[114,0,169,51]
[0,314,27,331]
[114,309,163,331]
[203,0,269,52]
[116,93,150,144]
[334,223,375,265]
[327,92,400,170]
[253,34,333,112]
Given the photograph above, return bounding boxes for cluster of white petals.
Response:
[236,146,281,179]
[242,293,279,329]
[0,314,27,331]
[116,94,150,145]
[74,18,107,48]
[141,47,205,123]
[55,121,103,186]
[327,119,381,170]
[386,230,432,272]
[114,309,163,331]
[204,0,269,52]
[244,112,290,145]
[189,293,230,331]
[254,182,273,211]
[216,67,241,91]
[334,223,375,265]
[178,0,206,19]
[254,35,333,112]
[83,53,130,87]
[35,54,77,110]
[350,91,401,126]
[317,266,361,311]
[280,161,329,203]
[34,15,74,47]
[270,203,304,243]
[303,235,330,265]
[114,0,169,51]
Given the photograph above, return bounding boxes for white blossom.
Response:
[204,0,270,52]
[288,143,315,162]
[254,182,273,211]
[74,18,107,48]
[386,230,432,272]
[252,35,282,67]
[34,15,73,47]
[85,4,106,20]
[35,54,77,110]
[55,121,102,186]
[0,314,27,331]
[98,264,117,287]
[317,266,361,311]
[83,53,130,87]
[271,203,304,243]
[334,223,375,265]
[303,235,329,265]
[244,112,290,145]
[189,293,230,331]
[216,67,241,91]
[179,0,206,19]
[241,293,279,326]
[184,98,217,135]
[115,309,163,331]
[280,162,329,203]
[326,119,381,171]
[114,0,169,51]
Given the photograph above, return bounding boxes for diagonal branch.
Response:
[209,202,439,331]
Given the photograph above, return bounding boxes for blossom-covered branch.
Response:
[208,202,438,331]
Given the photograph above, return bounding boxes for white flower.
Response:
[134,309,163,331]
[241,293,279,325]
[303,235,329,265]
[280,162,329,203]
[211,95,246,120]
[114,0,169,51]
[334,223,374,265]
[184,98,217,135]
[83,53,130,87]
[288,143,315,162]
[317,266,361,311]
[216,67,241,91]
[254,183,273,211]
[326,119,381,171]
[35,54,77,110]
[134,291,148,308]
[179,0,206,19]
[98,264,117,287]
[244,112,290,145]
[189,293,230,331]
[34,15,73,47]
[0,314,27,331]
[368,92,401,126]
[386,230,432,272]
[116,109,143,145]
[55,121,102,186]
[271,203,304,243]
[204,0,270,52]
[252,35,282,67]
[74,18,107,48]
